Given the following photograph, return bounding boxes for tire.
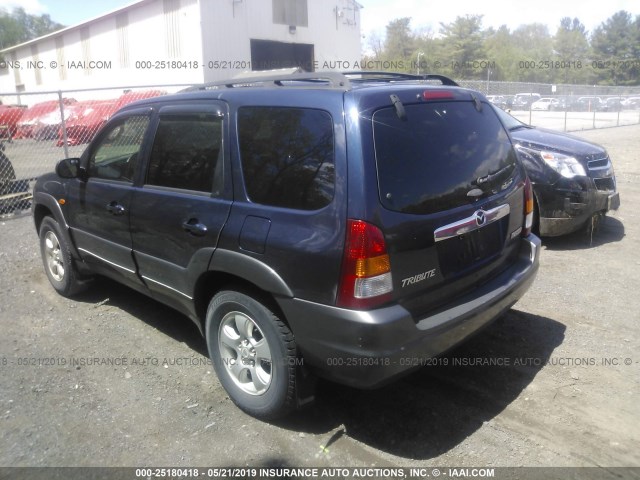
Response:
[39,216,88,297]
[205,290,297,419]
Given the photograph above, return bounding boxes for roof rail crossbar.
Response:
[422,74,459,87]
[183,71,350,92]
[180,70,459,93]
[341,71,459,86]
[342,71,420,81]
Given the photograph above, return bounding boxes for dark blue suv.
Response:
[33,71,540,419]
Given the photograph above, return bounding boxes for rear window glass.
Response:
[238,107,334,210]
[373,101,517,215]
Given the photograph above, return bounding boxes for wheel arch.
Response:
[193,271,290,335]
[33,193,81,260]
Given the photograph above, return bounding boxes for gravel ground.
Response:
[0,125,638,472]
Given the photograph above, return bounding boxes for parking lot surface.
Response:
[0,125,638,470]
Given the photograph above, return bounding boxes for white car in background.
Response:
[531,98,554,111]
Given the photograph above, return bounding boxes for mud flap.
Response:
[295,362,317,409]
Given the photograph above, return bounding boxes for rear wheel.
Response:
[39,216,88,296]
[205,290,297,419]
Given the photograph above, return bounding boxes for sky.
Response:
[1,0,640,40]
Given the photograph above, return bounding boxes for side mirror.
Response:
[55,158,83,179]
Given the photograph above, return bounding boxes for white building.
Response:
[0,0,362,97]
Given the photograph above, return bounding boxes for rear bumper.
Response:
[279,235,540,389]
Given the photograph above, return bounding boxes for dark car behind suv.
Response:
[33,71,540,419]
[493,107,620,236]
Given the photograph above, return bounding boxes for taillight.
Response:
[422,90,455,101]
[522,176,534,237]
[337,220,393,309]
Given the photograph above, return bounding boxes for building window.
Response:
[116,13,130,68]
[163,0,181,58]
[272,0,308,27]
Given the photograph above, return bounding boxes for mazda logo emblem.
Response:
[475,210,487,226]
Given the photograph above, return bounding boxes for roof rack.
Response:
[183,71,350,92]
[181,70,459,92]
[341,71,459,86]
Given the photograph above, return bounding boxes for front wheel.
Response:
[205,290,298,419]
[39,216,88,296]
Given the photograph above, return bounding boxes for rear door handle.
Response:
[106,201,125,216]
[182,219,208,236]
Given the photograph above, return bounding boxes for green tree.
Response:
[361,11,640,85]
[591,11,637,85]
[438,15,486,79]
[0,7,64,50]
[553,17,591,84]
[384,17,415,61]
[631,15,640,83]
[484,25,519,81]
[412,26,438,74]
[511,23,554,82]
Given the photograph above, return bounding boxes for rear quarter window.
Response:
[237,106,335,210]
[373,101,517,215]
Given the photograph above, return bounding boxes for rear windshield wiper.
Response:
[509,124,531,131]
[389,94,407,120]
[475,163,515,186]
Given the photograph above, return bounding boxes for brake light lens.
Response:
[337,220,393,309]
[423,90,455,101]
[522,176,534,237]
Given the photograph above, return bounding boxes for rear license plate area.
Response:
[436,221,504,277]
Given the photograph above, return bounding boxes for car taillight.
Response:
[522,176,534,237]
[337,220,393,309]
[422,90,455,101]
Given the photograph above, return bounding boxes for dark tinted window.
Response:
[147,114,222,193]
[89,115,149,182]
[272,0,308,26]
[374,102,517,215]
[238,107,334,210]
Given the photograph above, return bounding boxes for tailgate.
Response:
[371,98,527,318]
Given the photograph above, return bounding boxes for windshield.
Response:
[492,106,528,131]
[373,101,518,215]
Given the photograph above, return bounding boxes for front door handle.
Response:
[106,201,125,216]
[182,219,208,236]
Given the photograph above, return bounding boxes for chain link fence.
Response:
[0,85,189,215]
[1,79,640,215]
[459,79,640,132]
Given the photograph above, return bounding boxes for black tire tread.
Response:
[205,290,298,420]
[39,216,88,297]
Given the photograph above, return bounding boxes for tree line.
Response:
[1,6,638,86]
[0,7,64,51]
[365,11,640,86]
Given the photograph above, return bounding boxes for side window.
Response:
[146,114,223,193]
[88,115,149,182]
[238,107,334,210]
